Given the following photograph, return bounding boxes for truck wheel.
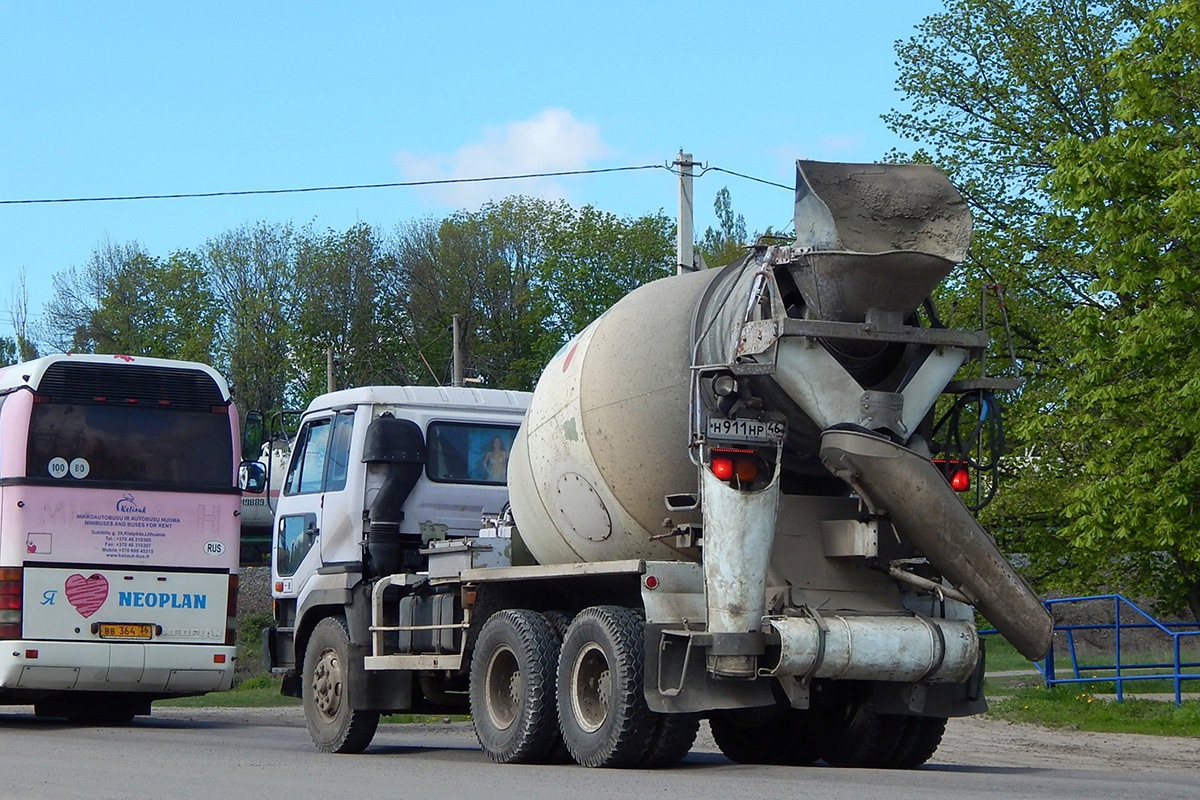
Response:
[710,707,817,765]
[819,693,897,767]
[303,616,379,753]
[883,715,947,768]
[556,605,655,768]
[470,609,561,763]
[639,713,700,767]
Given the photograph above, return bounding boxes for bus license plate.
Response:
[706,417,786,444]
[98,623,154,640]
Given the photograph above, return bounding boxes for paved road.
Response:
[0,706,1196,800]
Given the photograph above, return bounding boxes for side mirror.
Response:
[239,460,267,493]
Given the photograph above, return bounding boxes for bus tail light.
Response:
[226,573,239,646]
[0,567,23,639]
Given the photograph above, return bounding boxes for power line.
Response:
[706,166,792,191]
[0,165,666,206]
[0,162,793,206]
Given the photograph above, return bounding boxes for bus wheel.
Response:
[470,609,561,763]
[36,696,143,725]
[303,616,379,753]
[556,605,655,768]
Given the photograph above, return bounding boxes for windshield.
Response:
[27,403,234,489]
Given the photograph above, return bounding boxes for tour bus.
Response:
[0,354,242,721]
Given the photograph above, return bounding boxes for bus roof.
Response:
[305,385,530,416]
[0,353,232,399]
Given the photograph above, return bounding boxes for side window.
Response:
[426,422,518,485]
[324,413,354,492]
[284,418,331,496]
[276,513,318,577]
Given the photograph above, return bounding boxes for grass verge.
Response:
[156,675,299,708]
[986,687,1200,737]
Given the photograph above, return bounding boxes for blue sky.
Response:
[1,0,946,346]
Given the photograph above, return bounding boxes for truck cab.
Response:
[262,386,529,708]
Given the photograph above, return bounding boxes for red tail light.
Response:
[0,567,22,639]
[950,468,970,492]
[225,573,239,646]
[934,459,971,492]
[709,448,761,485]
[711,457,734,481]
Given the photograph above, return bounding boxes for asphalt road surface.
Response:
[0,706,1195,800]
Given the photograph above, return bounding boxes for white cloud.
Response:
[395,108,610,208]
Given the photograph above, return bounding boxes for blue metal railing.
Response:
[1032,594,1200,706]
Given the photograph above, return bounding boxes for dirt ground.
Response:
[932,715,1196,772]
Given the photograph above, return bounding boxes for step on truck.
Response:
[256,160,1052,768]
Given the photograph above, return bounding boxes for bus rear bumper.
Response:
[0,640,236,694]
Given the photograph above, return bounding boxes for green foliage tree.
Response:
[41,240,217,361]
[388,197,674,392]
[291,223,404,400]
[1045,0,1200,618]
[885,0,1159,597]
[697,187,748,268]
[537,204,674,354]
[203,222,295,413]
[0,336,15,366]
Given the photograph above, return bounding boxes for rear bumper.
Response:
[0,640,235,695]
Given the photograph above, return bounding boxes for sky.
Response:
[0,0,947,347]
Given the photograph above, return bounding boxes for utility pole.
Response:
[326,346,336,393]
[674,149,697,275]
[452,314,464,388]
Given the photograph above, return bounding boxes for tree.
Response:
[204,222,295,413]
[387,197,674,392]
[885,0,1158,598]
[8,268,38,361]
[41,240,216,361]
[1045,0,1200,618]
[291,223,404,400]
[697,187,748,268]
[538,204,674,345]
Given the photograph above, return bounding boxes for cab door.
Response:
[274,411,354,589]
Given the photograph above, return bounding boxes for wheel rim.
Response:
[570,642,611,733]
[484,643,521,731]
[311,646,343,722]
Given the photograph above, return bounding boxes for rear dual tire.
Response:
[470,609,562,763]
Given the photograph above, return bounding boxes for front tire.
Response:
[303,616,379,753]
[470,609,562,763]
[556,605,655,768]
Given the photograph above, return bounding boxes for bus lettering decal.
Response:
[118,591,207,610]
[41,590,57,605]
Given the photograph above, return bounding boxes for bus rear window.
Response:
[26,403,233,489]
[426,422,518,485]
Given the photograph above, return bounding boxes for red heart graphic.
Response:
[64,573,109,618]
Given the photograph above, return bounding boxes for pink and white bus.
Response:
[0,354,241,721]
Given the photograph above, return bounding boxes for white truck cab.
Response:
[263,386,529,710]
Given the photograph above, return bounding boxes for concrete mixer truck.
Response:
[254,159,1052,769]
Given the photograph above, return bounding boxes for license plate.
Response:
[98,623,154,640]
[706,417,786,444]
